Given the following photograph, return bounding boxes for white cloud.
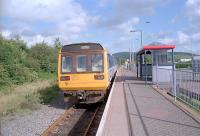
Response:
[116,17,140,34]
[95,0,168,29]
[99,0,108,7]
[184,0,200,27]
[102,0,169,17]
[158,37,174,44]
[94,0,170,52]
[1,30,12,38]
[177,31,190,45]
[151,0,200,52]
[151,31,190,46]
[1,0,85,22]
[22,34,45,46]
[0,0,95,46]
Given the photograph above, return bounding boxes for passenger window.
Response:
[108,55,114,68]
[62,56,72,73]
[92,54,103,72]
[77,55,87,72]
[108,54,111,68]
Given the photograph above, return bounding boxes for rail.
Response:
[41,107,76,136]
[83,105,100,136]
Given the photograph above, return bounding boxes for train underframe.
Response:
[63,90,107,104]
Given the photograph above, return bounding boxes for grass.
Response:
[39,85,60,104]
[0,72,57,94]
[177,93,200,111]
[0,79,60,116]
[38,72,57,80]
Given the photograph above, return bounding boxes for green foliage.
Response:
[54,37,62,52]
[113,52,130,65]
[29,42,57,73]
[11,64,38,84]
[144,55,152,64]
[24,56,40,71]
[0,35,60,88]
[116,57,126,65]
[39,85,59,104]
[176,63,192,69]
[0,64,11,86]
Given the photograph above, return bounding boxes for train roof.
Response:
[61,43,104,52]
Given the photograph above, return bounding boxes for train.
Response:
[58,43,117,103]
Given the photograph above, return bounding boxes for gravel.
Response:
[0,94,69,136]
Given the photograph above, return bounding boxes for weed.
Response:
[0,79,59,116]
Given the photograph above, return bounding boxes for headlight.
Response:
[60,76,70,81]
[94,75,104,80]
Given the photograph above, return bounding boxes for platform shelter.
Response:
[136,45,176,85]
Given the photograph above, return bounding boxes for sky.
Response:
[0,0,200,53]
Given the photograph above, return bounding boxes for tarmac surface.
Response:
[97,69,200,136]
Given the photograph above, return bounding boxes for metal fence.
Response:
[155,68,200,111]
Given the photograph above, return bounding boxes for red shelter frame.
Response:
[136,45,176,84]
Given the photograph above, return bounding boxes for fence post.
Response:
[172,49,176,101]
[0,115,1,136]
[156,64,158,86]
[145,50,147,85]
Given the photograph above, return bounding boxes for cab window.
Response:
[92,54,103,72]
[62,56,72,73]
[77,55,87,72]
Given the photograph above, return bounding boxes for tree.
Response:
[53,37,62,55]
[29,42,57,73]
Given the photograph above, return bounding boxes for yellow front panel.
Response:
[58,50,109,91]
[59,73,109,91]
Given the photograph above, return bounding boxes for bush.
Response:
[176,63,192,69]
[0,36,58,88]
[39,85,59,104]
[24,57,40,71]
[29,42,57,72]
[0,64,11,86]
[10,64,38,84]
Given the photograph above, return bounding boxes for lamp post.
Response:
[130,21,151,79]
[132,38,139,64]
[130,21,150,48]
[130,30,143,48]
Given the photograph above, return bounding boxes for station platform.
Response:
[97,69,200,136]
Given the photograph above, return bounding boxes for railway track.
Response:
[41,72,116,136]
[41,106,77,136]
[68,103,104,136]
[40,103,105,136]
[83,106,100,136]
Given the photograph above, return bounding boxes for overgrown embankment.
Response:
[0,79,60,116]
[0,35,61,88]
[0,34,62,116]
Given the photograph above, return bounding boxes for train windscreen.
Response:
[92,54,103,72]
[76,55,87,72]
[62,56,72,72]
[61,53,104,73]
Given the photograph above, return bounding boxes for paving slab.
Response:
[97,69,200,136]
[97,69,130,136]
[123,69,200,136]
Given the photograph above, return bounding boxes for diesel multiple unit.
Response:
[58,43,117,103]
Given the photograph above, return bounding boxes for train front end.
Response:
[58,43,109,103]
